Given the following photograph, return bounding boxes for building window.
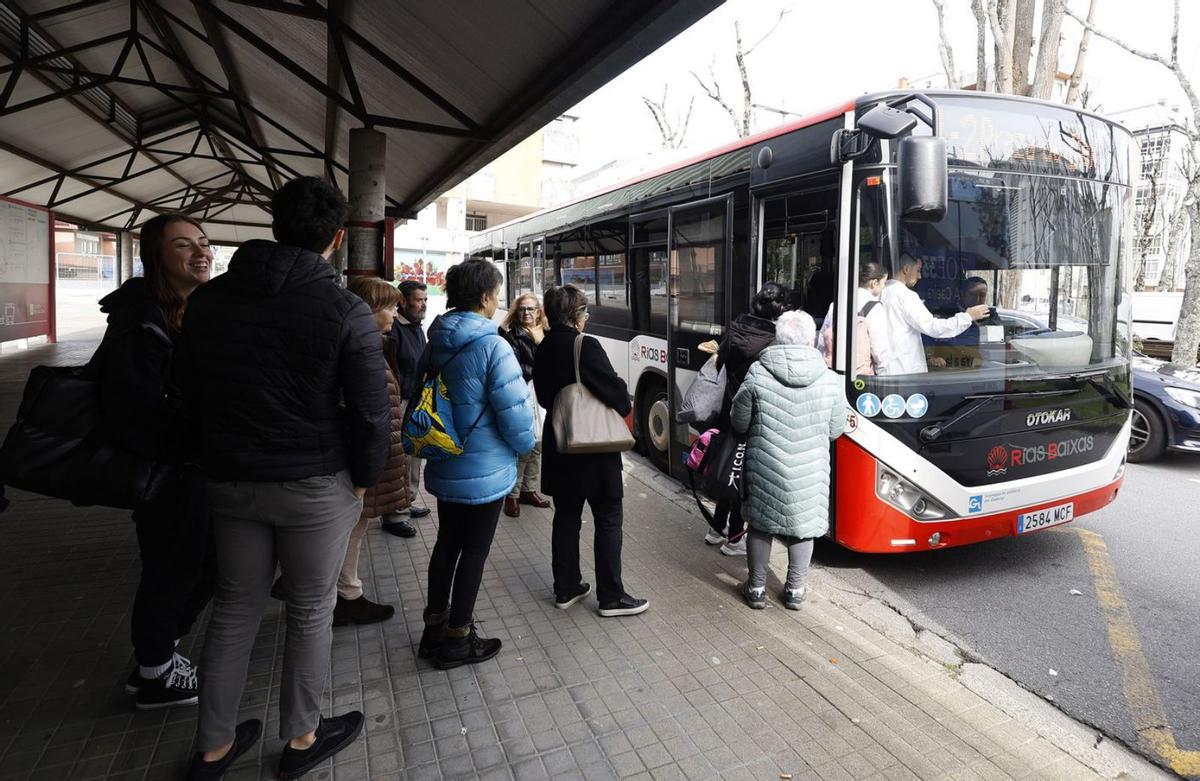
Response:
[466,213,488,232]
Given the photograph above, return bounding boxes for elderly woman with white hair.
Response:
[730,310,849,610]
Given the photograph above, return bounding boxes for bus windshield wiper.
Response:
[1040,368,1132,409]
[919,389,1075,443]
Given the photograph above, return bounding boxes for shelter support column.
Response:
[346,127,386,278]
[119,232,134,280]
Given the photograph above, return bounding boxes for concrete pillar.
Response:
[346,127,386,278]
[119,232,134,280]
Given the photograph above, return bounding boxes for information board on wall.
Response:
[0,199,52,342]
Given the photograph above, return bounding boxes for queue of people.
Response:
[74,170,1004,779]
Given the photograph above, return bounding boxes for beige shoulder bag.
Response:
[552,334,636,454]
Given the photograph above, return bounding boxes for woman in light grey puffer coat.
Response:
[731,310,848,610]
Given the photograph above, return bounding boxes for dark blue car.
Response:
[1130,354,1200,462]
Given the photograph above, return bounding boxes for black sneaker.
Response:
[598,596,650,618]
[135,656,199,710]
[741,582,767,610]
[277,711,365,780]
[332,595,395,626]
[381,520,417,538]
[185,719,262,781]
[554,582,592,610]
[434,623,501,670]
[124,652,193,695]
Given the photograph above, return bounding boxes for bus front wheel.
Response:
[638,379,671,473]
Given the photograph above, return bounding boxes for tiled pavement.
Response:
[0,336,1164,780]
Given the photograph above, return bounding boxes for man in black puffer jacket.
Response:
[181,177,388,780]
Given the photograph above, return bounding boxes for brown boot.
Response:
[519,491,551,508]
[503,497,520,518]
[418,608,448,660]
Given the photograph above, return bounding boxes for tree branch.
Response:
[743,9,789,55]
[691,65,742,138]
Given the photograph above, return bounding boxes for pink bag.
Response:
[686,428,720,473]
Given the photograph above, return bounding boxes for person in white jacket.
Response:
[879,254,990,374]
[818,261,893,375]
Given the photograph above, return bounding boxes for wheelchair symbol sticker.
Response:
[881,394,906,419]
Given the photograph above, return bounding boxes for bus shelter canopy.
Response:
[0,0,720,242]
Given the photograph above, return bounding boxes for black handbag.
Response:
[699,428,748,504]
[0,338,168,510]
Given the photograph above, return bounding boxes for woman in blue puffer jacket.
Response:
[731,310,848,611]
[419,259,537,670]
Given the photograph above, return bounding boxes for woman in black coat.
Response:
[533,285,648,617]
[705,282,788,554]
[91,213,217,711]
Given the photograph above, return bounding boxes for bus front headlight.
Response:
[876,466,955,521]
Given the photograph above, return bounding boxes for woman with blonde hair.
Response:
[499,292,551,518]
[333,276,411,625]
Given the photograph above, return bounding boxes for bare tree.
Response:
[642,86,694,150]
[1029,0,1065,99]
[691,10,789,139]
[1134,172,1160,291]
[986,0,1016,94]
[930,0,959,88]
[1068,0,1200,364]
[971,0,990,91]
[1011,0,1037,92]
[1065,0,1098,104]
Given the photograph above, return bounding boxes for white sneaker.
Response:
[704,529,726,545]
[720,539,746,556]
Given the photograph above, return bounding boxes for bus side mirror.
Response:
[897,136,947,222]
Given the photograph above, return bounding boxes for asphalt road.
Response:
[816,451,1200,777]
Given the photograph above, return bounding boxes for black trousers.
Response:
[427,498,502,629]
[713,498,746,543]
[130,467,217,667]
[551,495,625,606]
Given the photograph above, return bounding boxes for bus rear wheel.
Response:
[638,379,671,473]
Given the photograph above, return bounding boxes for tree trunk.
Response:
[733,21,753,137]
[1030,0,1065,99]
[1158,204,1189,292]
[1011,0,1036,95]
[1065,0,1098,104]
[931,0,958,88]
[971,0,989,90]
[987,0,1015,94]
[1171,202,1200,364]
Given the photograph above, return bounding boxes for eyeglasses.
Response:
[516,306,539,313]
[576,307,590,321]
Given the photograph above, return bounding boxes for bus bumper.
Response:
[833,439,1125,553]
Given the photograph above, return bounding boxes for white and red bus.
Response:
[471,90,1134,553]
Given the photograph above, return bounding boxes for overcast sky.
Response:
[566,0,1198,172]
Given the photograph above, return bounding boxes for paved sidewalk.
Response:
[0,337,1170,780]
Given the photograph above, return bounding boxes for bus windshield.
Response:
[853,168,1132,390]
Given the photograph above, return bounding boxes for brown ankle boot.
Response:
[418,608,448,659]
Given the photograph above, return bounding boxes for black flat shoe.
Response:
[598,596,650,617]
[381,520,417,538]
[407,506,431,519]
[332,595,395,626]
[277,711,365,780]
[185,719,262,780]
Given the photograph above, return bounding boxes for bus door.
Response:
[666,196,731,478]
[756,177,840,327]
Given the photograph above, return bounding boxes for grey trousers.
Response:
[196,471,363,750]
[509,439,541,497]
[746,529,814,592]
